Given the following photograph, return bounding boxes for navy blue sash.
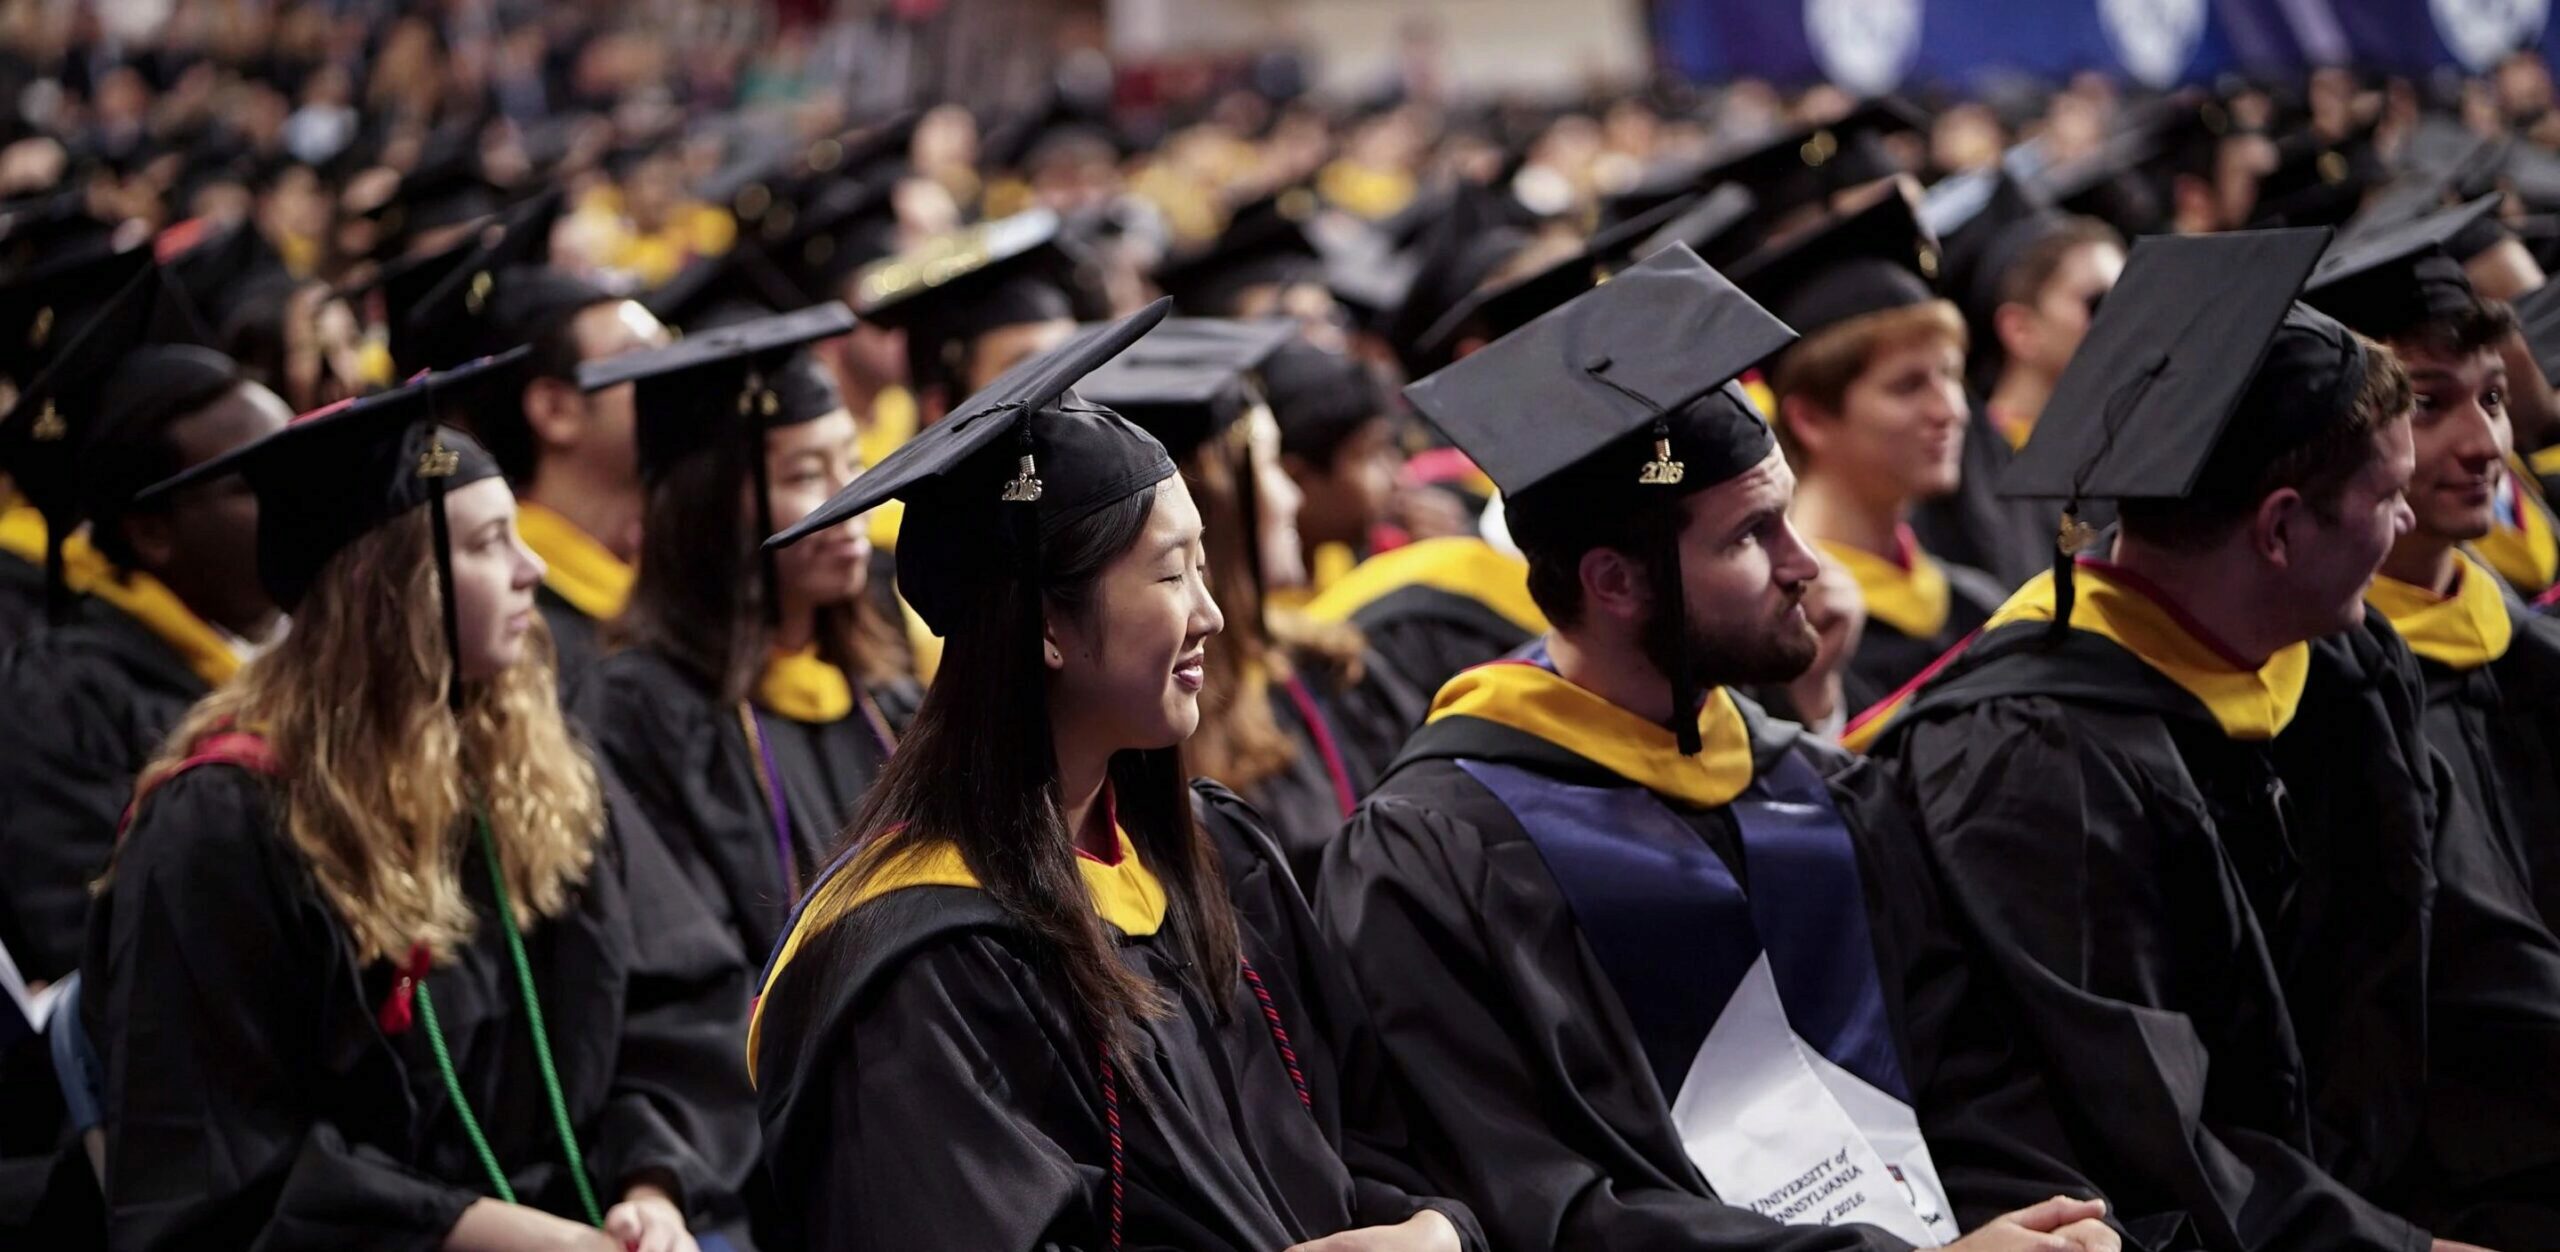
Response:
[1458,751,1910,1107]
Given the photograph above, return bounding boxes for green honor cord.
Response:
[412,812,606,1227]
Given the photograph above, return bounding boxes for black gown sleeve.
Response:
[1897,702,2429,1252]
[0,644,154,981]
[1191,782,1488,1251]
[85,768,476,1252]
[794,932,1110,1252]
[1319,794,1908,1252]
[2409,741,2560,1245]
[581,770,763,1234]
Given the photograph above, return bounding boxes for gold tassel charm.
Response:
[416,433,460,479]
[30,398,65,442]
[1001,452,1044,503]
[1639,427,1685,486]
[2056,507,2097,556]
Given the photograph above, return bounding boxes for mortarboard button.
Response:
[1585,353,1613,372]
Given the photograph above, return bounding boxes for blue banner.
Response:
[1655,0,2554,91]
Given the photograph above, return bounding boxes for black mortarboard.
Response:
[2346,136,2508,244]
[0,191,117,278]
[768,299,1178,639]
[1416,193,1703,363]
[2003,229,2358,632]
[1604,98,1926,239]
[1930,171,2065,331]
[581,303,856,626]
[0,245,152,388]
[82,343,248,540]
[166,222,289,337]
[2303,195,2500,341]
[1383,185,1540,376]
[1154,189,1331,317]
[135,350,527,704]
[0,262,205,614]
[1076,317,1295,457]
[2250,123,2387,229]
[1729,190,1942,345]
[1640,184,1759,267]
[762,175,904,305]
[2004,229,2346,504]
[854,209,1091,393]
[583,302,859,479]
[364,151,505,258]
[1404,244,1797,752]
[403,190,600,371]
[644,241,811,331]
[2512,278,2560,384]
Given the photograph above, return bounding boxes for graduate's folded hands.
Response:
[1281,1208,1463,1252]
[1934,1196,2117,1252]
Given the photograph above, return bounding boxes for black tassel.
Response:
[427,471,463,713]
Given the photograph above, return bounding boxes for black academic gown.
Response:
[583,648,915,967]
[750,795,1487,1252]
[1349,583,1535,735]
[1243,647,1423,882]
[1876,616,2560,1249]
[2412,598,2560,937]
[1316,691,2128,1252]
[1908,403,2054,592]
[0,595,210,984]
[535,585,603,692]
[82,761,762,1252]
[0,551,42,647]
[1840,562,2006,717]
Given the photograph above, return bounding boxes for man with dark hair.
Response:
[1319,247,2127,1252]
[1262,338,1398,593]
[0,343,287,983]
[2312,204,2560,946]
[1867,227,2560,1248]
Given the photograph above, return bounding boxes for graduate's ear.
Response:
[1577,544,1652,628]
[1039,614,1068,671]
[2253,485,2308,570]
[520,376,588,452]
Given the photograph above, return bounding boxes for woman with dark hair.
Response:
[749,303,1480,1252]
[584,304,918,966]
[87,356,760,1252]
[1077,322,1418,878]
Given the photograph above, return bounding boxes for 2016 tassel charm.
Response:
[1002,451,1044,502]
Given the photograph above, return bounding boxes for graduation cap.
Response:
[0,191,117,277]
[2251,123,2387,229]
[854,209,1092,395]
[644,239,813,331]
[1403,245,1797,752]
[2512,278,2560,384]
[761,176,905,307]
[579,302,856,624]
[165,222,289,339]
[0,245,153,388]
[136,350,531,706]
[400,189,599,372]
[1382,186,1541,376]
[1077,317,1296,457]
[768,298,1177,639]
[1928,170,2070,333]
[2302,195,2500,341]
[362,153,506,259]
[1729,189,1942,346]
[1415,191,1712,364]
[1604,98,1926,240]
[2346,136,2510,246]
[1640,184,1759,266]
[0,262,204,616]
[1154,189,1330,317]
[2003,229,2354,629]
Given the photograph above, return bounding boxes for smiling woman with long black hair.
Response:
[747,302,1481,1252]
